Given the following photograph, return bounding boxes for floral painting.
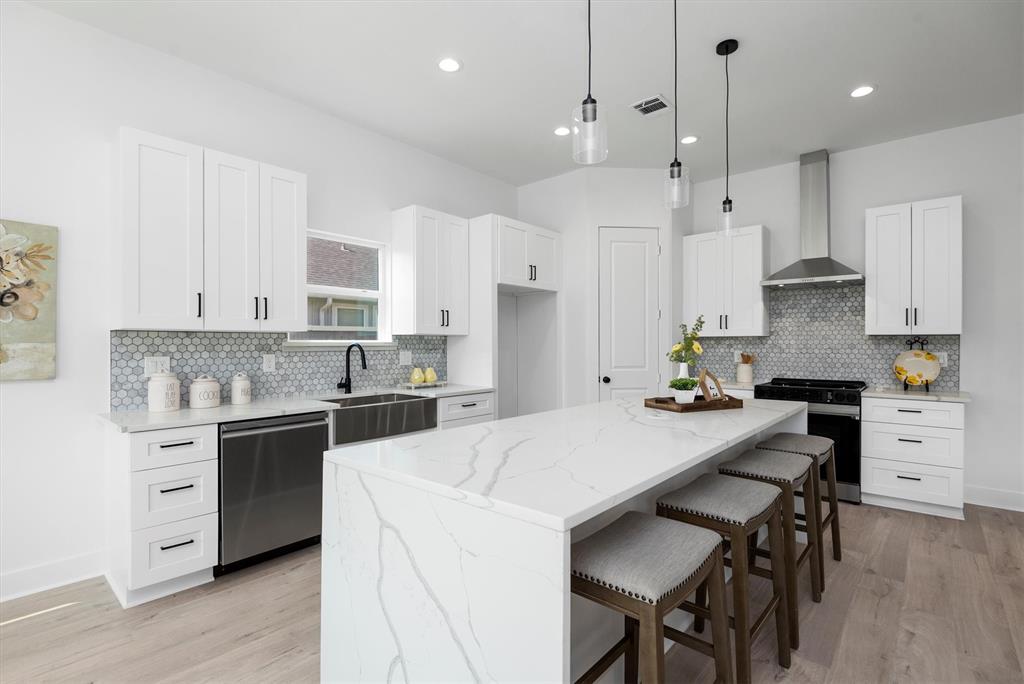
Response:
[0,220,57,381]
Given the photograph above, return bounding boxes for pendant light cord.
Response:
[673,0,678,162]
[587,0,592,97]
[725,50,730,199]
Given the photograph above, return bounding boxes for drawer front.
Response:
[861,422,964,469]
[861,398,964,429]
[129,513,218,589]
[861,457,963,508]
[439,392,495,422]
[438,414,495,431]
[131,460,218,530]
[130,424,218,471]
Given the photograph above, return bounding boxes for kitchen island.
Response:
[321,397,806,683]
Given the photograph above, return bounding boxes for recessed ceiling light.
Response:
[438,57,461,73]
[680,135,699,144]
[850,85,875,98]
[554,126,571,137]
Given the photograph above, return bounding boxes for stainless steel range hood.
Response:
[760,150,864,289]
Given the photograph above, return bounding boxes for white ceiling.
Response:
[35,0,1024,186]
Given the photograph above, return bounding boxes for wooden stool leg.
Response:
[638,605,665,684]
[767,508,791,668]
[624,615,639,684]
[748,530,759,570]
[811,457,826,589]
[730,525,752,684]
[707,548,734,684]
[780,485,800,650]
[802,480,823,603]
[692,580,708,634]
[826,449,842,562]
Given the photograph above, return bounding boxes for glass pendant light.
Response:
[717,38,738,235]
[572,0,607,164]
[664,0,690,208]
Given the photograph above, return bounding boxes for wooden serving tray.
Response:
[645,395,744,413]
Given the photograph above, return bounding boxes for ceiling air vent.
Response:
[631,94,673,117]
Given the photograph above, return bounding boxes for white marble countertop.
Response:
[100,384,494,433]
[863,387,972,403]
[324,397,805,531]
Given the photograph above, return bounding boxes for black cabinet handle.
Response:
[159,539,195,551]
[913,307,918,326]
[159,441,195,449]
[905,308,909,326]
[264,297,268,320]
[897,409,922,413]
[255,296,259,320]
[197,292,202,318]
[725,314,728,330]
[898,438,923,444]
[159,483,195,494]
[602,376,611,384]
[446,309,450,327]
[719,314,723,329]
[460,402,478,408]
[896,475,922,482]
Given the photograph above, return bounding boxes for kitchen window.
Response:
[285,231,392,347]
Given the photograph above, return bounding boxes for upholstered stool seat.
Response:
[757,433,833,461]
[658,472,780,526]
[719,448,813,484]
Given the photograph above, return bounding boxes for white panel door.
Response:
[497,218,530,287]
[865,203,913,334]
[258,164,307,332]
[439,215,469,334]
[528,228,559,291]
[723,226,766,335]
[120,128,204,330]
[415,208,444,334]
[682,231,725,336]
[203,150,260,331]
[599,227,660,400]
[911,196,962,334]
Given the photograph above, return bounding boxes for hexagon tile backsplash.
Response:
[110,332,446,411]
[694,286,960,391]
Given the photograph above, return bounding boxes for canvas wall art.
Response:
[0,219,57,381]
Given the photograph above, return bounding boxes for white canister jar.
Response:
[147,371,180,413]
[230,372,252,405]
[189,374,222,409]
[736,363,754,384]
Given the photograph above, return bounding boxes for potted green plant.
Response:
[667,315,705,379]
[669,376,699,404]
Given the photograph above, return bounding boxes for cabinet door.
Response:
[528,227,559,291]
[415,208,444,334]
[865,203,913,335]
[258,164,307,332]
[203,150,261,331]
[682,232,724,336]
[440,215,469,334]
[120,128,204,330]
[722,226,767,336]
[911,196,962,334]
[497,218,530,287]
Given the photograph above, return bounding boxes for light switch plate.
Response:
[733,351,743,362]
[936,351,949,367]
[143,356,170,377]
[399,350,412,365]
[262,354,276,372]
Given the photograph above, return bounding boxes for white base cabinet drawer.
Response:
[861,421,964,469]
[130,424,218,471]
[129,513,218,590]
[131,460,218,530]
[861,397,964,429]
[438,392,494,421]
[861,457,963,509]
[439,414,495,431]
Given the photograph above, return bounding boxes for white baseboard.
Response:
[0,550,104,603]
[862,493,965,520]
[964,484,1024,512]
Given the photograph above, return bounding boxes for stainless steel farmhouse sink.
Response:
[327,393,437,446]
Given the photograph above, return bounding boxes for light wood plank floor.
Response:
[2,503,1022,683]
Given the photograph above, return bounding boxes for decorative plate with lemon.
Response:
[893,350,940,386]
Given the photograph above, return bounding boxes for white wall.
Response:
[692,115,1024,510]
[0,0,517,600]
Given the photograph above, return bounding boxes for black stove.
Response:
[754,378,867,407]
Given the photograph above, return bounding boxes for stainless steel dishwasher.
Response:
[217,412,328,573]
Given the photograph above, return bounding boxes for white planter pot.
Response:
[737,363,754,384]
[673,389,697,404]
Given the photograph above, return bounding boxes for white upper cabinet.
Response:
[682,225,768,337]
[391,205,469,335]
[117,128,307,332]
[865,196,962,335]
[497,217,560,291]
[119,128,205,331]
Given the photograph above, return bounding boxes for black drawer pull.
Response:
[897,438,923,444]
[896,475,922,482]
[460,402,478,408]
[159,539,195,551]
[159,484,195,494]
[897,409,922,413]
[159,441,195,449]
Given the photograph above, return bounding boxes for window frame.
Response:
[284,230,394,350]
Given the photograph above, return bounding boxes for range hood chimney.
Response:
[760,150,864,289]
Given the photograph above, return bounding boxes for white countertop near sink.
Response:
[862,386,972,403]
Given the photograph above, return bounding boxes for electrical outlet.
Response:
[143,356,170,377]
[262,354,276,372]
[936,351,949,367]
[399,350,412,365]
[734,351,743,362]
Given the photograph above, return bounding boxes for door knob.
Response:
[602,376,611,384]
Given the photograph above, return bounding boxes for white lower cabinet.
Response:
[130,459,218,530]
[860,396,966,519]
[436,392,494,430]
[129,513,219,590]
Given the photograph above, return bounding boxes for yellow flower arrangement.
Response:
[667,315,705,368]
[692,341,703,355]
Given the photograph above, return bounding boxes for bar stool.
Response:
[718,449,823,650]
[657,474,791,684]
[757,433,842,588]
[571,511,734,684]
